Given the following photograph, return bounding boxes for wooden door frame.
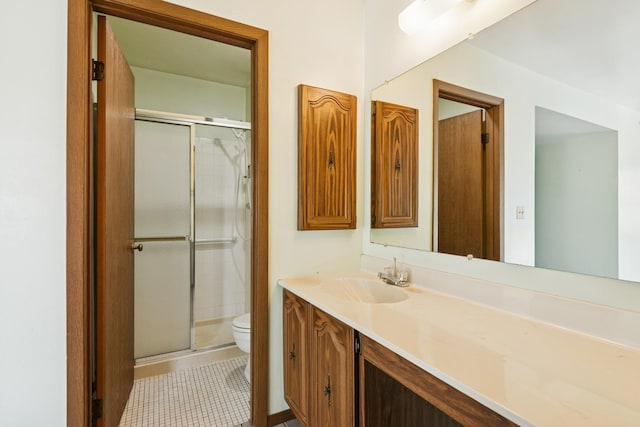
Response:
[432,79,503,260]
[67,1,269,426]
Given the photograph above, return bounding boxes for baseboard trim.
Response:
[267,409,294,426]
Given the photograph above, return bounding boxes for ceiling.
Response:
[104,0,640,111]
[106,15,251,88]
[469,0,640,112]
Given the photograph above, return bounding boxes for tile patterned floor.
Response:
[239,420,302,427]
[120,356,250,427]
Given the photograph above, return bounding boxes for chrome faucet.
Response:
[378,257,409,287]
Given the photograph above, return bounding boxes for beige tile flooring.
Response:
[120,316,302,427]
[194,317,235,350]
[120,356,250,427]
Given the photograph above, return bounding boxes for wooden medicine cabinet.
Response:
[298,84,357,230]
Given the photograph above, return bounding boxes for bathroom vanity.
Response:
[283,288,513,426]
[279,268,640,426]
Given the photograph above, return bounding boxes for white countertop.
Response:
[278,272,640,426]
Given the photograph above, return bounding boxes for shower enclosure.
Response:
[133,109,251,360]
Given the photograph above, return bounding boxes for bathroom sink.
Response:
[319,277,408,304]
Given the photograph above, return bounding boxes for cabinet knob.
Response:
[323,374,332,406]
[289,350,296,361]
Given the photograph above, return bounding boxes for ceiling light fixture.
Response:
[398,0,476,35]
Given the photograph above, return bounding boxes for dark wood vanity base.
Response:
[360,335,516,427]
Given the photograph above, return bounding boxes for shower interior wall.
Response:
[132,66,251,328]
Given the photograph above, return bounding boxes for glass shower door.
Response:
[133,120,192,359]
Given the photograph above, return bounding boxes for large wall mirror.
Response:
[370,0,640,284]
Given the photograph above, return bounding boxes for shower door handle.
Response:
[131,242,144,252]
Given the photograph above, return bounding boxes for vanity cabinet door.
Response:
[310,307,355,427]
[283,290,309,425]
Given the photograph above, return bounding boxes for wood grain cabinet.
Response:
[359,335,517,427]
[309,306,355,427]
[371,100,419,228]
[283,291,515,427]
[298,85,357,230]
[282,290,356,427]
[283,290,310,425]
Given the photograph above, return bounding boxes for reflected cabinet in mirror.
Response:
[371,101,419,229]
[370,0,640,283]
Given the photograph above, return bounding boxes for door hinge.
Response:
[372,103,377,115]
[92,398,104,420]
[481,132,489,147]
[92,60,105,81]
[371,214,376,226]
[354,334,361,355]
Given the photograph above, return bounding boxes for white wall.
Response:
[132,66,247,120]
[535,131,618,278]
[0,1,67,426]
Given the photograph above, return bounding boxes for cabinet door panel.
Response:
[371,101,419,228]
[283,290,309,424]
[298,84,357,230]
[310,307,355,427]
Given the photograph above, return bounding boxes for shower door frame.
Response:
[133,114,196,359]
[66,1,270,426]
[134,110,253,359]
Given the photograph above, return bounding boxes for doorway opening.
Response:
[132,109,252,359]
[432,79,503,261]
[67,1,269,427]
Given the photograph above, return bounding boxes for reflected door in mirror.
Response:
[434,80,503,261]
[437,109,485,258]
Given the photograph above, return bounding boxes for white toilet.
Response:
[232,313,251,383]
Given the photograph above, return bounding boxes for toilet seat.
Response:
[232,313,250,330]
